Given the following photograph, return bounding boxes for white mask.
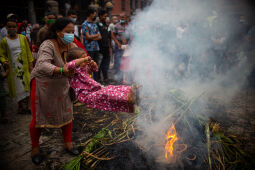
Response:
[71,18,77,23]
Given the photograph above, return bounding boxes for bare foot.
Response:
[31,147,40,157]
[131,84,141,105]
[64,142,73,150]
[128,86,136,105]
[64,142,80,155]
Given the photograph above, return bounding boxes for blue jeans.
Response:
[113,47,124,74]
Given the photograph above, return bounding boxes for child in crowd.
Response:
[66,47,138,113]
[120,44,131,84]
[0,61,9,122]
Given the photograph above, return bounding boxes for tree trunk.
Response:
[28,0,36,24]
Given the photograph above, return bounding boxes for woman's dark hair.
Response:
[67,47,85,62]
[43,17,73,41]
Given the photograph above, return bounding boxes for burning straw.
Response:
[64,89,254,169]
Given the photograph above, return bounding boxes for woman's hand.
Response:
[63,65,75,78]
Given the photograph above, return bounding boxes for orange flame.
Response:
[165,123,178,159]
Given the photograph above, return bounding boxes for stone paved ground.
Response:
[221,87,255,155]
[0,106,77,170]
[0,104,110,170]
[0,80,255,170]
[209,86,255,156]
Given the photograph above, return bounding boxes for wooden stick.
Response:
[82,150,115,160]
[104,137,134,146]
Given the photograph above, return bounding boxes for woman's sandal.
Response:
[65,147,80,156]
[31,154,44,165]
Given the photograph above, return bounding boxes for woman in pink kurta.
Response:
[66,47,135,113]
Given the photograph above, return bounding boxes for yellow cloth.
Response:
[0,34,33,97]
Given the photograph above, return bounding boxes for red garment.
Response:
[17,23,22,31]
[73,38,88,55]
[32,44,38,53]
[29,78,73,148]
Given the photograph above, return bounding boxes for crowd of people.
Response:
[0,9,137,165]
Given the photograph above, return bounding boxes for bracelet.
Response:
[60,67,63,75]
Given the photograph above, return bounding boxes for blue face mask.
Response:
[120,20,125,24]
[61,33,74,44]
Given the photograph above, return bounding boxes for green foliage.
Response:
[84,128,112,153]
[134,105,140,115]
[63,156,82,170]
[64,128,113,170]
[211,129,255,169]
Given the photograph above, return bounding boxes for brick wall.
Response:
[111,0,141,17]
[110,0,152,17]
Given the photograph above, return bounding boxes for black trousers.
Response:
[99,47,110,80]
[87,51,100,81]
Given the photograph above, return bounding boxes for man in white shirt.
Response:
[67,10,79,38]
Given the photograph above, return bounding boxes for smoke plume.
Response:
[127,0,254,167]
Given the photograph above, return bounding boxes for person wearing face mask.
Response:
[112,12,129,81]
[0,18,34,114]
[37,12,56,46]
[0,13,17,42]
[67,9,89,57]
[108,16,119,68]
[29,18,79,165]
[67,10,79,38]
[81,8,102,82]
[96,9,112,83]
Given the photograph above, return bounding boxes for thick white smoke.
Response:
[126,0,253,166]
